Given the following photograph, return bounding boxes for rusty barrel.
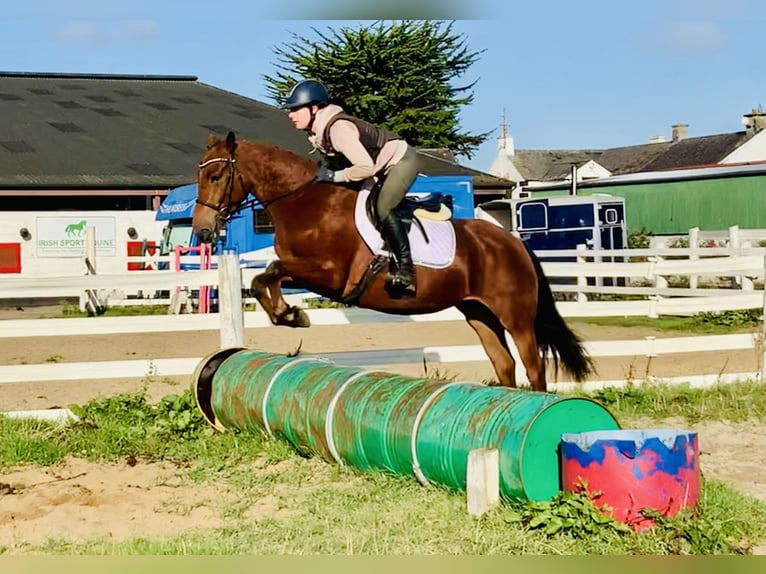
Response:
[192,348,620,501]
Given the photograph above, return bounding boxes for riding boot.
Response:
[379,213,416,297]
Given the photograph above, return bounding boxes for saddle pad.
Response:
[354,190,456,269]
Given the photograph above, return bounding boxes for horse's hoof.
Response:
[285,306,311,328]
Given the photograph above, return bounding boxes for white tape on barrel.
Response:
[324,369,396,465]
[261,356,330,438]
[410,381,483,486]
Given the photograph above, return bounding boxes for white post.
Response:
[688,227,699,289]
[83,226,103,315]
[742,240,754,291]
[219,252,244,349]
[576,243,588,303]
[654,238,668,290]
[466,447,500,517]
[729,225,742,288]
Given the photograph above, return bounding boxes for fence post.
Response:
[576,243,588,303]
[219,251,244,349]
[82,226,104,315]
[654,238,668,290]
[689,227,699,289]
[729,225,742,288]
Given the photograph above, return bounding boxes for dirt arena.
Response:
[1,305,764,552]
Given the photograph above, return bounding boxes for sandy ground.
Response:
[1,304,765,553]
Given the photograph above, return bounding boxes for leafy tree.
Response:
[263,20,490,160]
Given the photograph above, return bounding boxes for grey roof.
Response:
[511,131,753,182]
[641,132,749,172]
[513,149,603,180]
[0,71,511,191]
[597,142,671,175]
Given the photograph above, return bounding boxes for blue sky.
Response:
[2,1,765,173]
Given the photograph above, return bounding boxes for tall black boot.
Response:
[379,213,416,297]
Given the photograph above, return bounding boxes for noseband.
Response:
[196,155,238,222]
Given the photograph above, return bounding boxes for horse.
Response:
[192,131,593,392]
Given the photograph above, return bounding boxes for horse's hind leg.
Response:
[456,300,517,387]
[505,321,546,393]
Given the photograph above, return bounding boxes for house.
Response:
[489,107,766,193]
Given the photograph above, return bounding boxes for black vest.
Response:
[320,112,399,170]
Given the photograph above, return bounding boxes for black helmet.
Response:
[283,79,328,110]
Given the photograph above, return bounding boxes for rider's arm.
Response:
[327,120,377,183]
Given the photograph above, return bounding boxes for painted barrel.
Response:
[560,429,701,530]
[192,348,621,501]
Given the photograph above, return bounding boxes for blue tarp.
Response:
[156,184,197,221]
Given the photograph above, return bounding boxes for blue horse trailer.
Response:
[155,183,276,268]
[476,194,627,251]
[476,194,628,286]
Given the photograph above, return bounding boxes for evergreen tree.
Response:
[264,20,490,160]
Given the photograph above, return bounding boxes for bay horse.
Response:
[192,132,593,392]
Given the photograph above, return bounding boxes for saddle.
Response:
[364,188,452,238]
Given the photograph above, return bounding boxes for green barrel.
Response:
[192,349,620,501]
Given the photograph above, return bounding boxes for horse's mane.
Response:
[205,137,317,199]
[239,139,315,170]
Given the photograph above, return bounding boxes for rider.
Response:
[283,78,419,297]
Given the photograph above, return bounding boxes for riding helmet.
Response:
[283,79,329,110]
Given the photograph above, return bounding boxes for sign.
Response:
[36,216,117,258]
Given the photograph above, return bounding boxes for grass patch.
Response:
[572,379,766,423]
[1,386,765,554]
[576,309,762,335]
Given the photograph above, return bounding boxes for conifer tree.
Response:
[264,20,490,160]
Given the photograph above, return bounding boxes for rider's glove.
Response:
[314,165,335,183]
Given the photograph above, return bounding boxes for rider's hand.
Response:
[314,165,335,183]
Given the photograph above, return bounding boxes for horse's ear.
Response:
[225,131,237,153]
[206,132,218,150]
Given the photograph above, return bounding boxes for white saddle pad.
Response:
[354,190,456,269]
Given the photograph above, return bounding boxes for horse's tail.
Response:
[523,242,594,383]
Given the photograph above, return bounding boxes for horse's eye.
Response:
[210,174,222,183]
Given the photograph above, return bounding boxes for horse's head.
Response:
[192,131,249,244]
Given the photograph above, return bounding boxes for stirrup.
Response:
[385,269,416,296]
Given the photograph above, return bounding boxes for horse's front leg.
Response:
[250,261,310,328]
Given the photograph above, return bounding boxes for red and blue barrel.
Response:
[192,348,621,502]
[560,429,701,529]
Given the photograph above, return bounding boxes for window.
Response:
[517,202,548,230]
[253,208,275,234]
[0,243,21,273]
[604,208,619,225]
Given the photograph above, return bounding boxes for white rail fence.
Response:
[3,245,766,317]
[2,248,766,390]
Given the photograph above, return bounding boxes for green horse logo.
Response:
[65,220,87,236]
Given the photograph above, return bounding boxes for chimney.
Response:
[742,106,766,136]
[672,123,688,143]
[497,118,515,156]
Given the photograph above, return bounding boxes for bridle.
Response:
[196,151,319,224]
[196,155,239,223]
